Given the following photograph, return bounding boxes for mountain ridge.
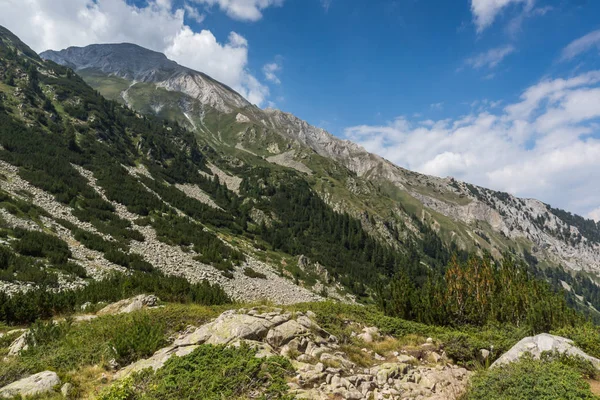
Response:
[40,42,600,275]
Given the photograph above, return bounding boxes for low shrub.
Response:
[99,343,295,400]
[110,314,165,365]
[463,354,597,400]
[243,267,266,279]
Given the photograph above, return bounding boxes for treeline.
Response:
[0,271,231,325]
[381,255,580,333]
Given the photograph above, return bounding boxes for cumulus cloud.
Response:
[263,62,282,84]
[191,0,283,21]
[465,45,515,69]
[471,0,534,32]
[561,29,600,61]
[590,208,600,223]
[184,3,206,23]
[0,0,271,106]
[344,71,600,217]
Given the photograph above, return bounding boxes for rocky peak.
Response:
[40,44,251,113]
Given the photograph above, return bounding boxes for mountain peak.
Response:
[40,43,251,113]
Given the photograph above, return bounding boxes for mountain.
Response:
[41,43,600,277]
[2,26,600,400]
[41,43,251,114]
[1,24,599,321]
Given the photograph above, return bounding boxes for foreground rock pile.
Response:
[116,307,471,399]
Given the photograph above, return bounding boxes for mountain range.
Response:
[41,42,600,277]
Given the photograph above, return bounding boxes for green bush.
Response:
[99,343,295,400]
[110,314,165,365]
[243,267,266,279]
[463,354,597,400]
[25,318,72,347]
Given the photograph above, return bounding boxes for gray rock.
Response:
[61,382,73,397]
[97,294,160,315]
[7,332,28,356]
[266,320,308,348]
[0,371,60,398]
[492,333,600,369]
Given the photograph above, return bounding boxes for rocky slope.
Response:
[41,44,251,113]
[41,43,600,277]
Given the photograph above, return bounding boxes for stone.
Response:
[266,320,308,348]
[175,311,274,347]
[61,382,73,397]
[0,371,60,398]
[492,333,600,369]
[97,294,159,316]
[358,326,379,343]
[7,332,28,356]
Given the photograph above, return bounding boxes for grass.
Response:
[0,303,229,394]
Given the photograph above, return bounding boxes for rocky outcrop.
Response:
[492,333,600,369]
[97,294,160,316]
[0,371,60,398]
[114,307,471,399]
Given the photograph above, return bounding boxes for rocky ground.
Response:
[111,303,472,400]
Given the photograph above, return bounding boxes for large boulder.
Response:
[492,333,600,368]
[0,371,60,398]
[174,310,279,347]
[266,320,308,348]
[97,294,159,316]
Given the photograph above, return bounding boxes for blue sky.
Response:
[1,0,600,219]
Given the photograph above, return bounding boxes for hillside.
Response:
[41,44,600,276]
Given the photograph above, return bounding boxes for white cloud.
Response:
[589,208,600,223]
[0,0,272,106]
[321,0,333,12]
[561,29,600,61]
[471,0,534,32]
[430,102,444,110]
[263,62,282,84]
[191,0,283,21]
[184,3,206,23]
[344,70,600,217]
[465,45,515,69]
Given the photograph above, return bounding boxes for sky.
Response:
[0,0,600,220]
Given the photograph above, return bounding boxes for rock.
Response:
[426,337,434,344]
[397,354,417,364]
[7,332,28,356]
[97,294,159,315]
[427,351,442,364]
[358,326,379,343]
[0,371,60,398]
[492,333,600,369]
[175,310,275,347]
[61,382,73,397]
[266,320,308,348]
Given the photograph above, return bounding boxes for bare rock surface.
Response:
[97,294,160,316]
[492,333,600,369]
[0,371,60,398]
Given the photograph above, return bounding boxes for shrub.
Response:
[110,314,165,365]
[104,343,295,400]
[243,267,266,279]
[463,354,597,400]
[25,318,72,347]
